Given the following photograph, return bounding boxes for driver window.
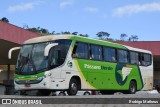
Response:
[49,45,68,68]
[50,49,59,66]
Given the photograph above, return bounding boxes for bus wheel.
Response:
[67,78,78,96]
[38,89,51,96]
[155,85,160,93]
[129,81,137,94]
[58,91,66,96]
[83,91,90,95]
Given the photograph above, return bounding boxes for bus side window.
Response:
[90,45,102,61]
[72,42,89,59]
[141,53,151,66]
[118,49,129,63]
[130,51,139,65]
[104,47,116,62]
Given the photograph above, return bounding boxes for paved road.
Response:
[0,92,160,107]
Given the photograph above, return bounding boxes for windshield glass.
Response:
[16,39,71,74]
[32,43,48,71]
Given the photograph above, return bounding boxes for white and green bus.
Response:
[9,35,153,95]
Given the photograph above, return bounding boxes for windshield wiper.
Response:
[27,54,36,72]
[17,54,29,71]
[17,54,36,73]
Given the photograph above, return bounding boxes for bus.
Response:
[8,35,153,96]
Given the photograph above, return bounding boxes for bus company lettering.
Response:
[84,64,101,70]
[101,66,113,70]
[84,64,113,70]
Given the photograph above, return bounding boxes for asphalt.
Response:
[0,92,160,107]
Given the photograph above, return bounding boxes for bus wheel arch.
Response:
[128,80,137,94]
[67,76,81,96]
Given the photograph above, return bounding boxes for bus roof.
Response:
[24,35,73,44]
[24,35,152,54]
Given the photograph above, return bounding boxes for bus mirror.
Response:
[44,43,58,56]
[8,47,21,59]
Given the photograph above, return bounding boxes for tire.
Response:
[38,89,51,96]
[67,78,78,96]
[129,81,137,94]
[83,91,90,95]
[155,85,160,93]
[58,92,66,96]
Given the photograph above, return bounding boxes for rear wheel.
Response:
[129,81,137,94]
[155,85,160,93]
[67,78,78,96]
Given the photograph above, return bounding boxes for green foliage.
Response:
[61,31,71,34]
[120,33,128,41]
[79,34,89,37]
[21,23,139,41]
[128,35,139,41]
[1,17,9,23]
[23,25,51,36]
[72,32,78,35]
[120,33,139,41]
[96,31,110,40]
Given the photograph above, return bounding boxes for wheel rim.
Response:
[130,82,136,93]
[71,83,77,94]
[84,92,90,95]
[59,92,66,96]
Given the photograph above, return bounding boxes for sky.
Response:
[1,0,160,41]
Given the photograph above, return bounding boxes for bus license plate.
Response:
[25,84,30,87]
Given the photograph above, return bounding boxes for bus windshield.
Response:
[16,39,71,74]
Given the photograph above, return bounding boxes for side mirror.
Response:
[44,43,58,57]
[8,47,21,59]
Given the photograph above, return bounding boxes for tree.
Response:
[128,37,132,41]
[120,33,128,41]
[62,31,71,34]
[51,31,55,34]
[23,25,51,36]
[128,35,139,41]
[23,24,29,29]
[1,17,9,23]
[96,31,110,40]
[84,34,89,37]
[28,27,37,33]
[79,34,89,37]
[72,32,78,35]
[40,28,48,34]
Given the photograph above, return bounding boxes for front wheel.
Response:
[129,81,137,94]
[67,78,78,96]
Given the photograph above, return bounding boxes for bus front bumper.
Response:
[14,77,67,91]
